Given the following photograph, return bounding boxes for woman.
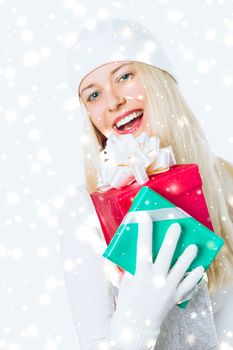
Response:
[59,19,233,349]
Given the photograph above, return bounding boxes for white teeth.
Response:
[115,111,143,128]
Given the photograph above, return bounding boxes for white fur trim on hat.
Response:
[67,18,177,96]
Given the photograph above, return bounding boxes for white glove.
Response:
[108,212,205,349]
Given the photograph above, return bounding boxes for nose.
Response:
[106,86,126,111]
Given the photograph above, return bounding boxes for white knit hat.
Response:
[67,18,177,96]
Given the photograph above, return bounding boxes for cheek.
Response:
[123,82,147,101]
[87,106,102,124]
[88,109,107,133]
[90,115,103,129]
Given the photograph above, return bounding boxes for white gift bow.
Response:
[97,132,176,190]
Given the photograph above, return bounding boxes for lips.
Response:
[112,109,143,128]
[112,109,144,135]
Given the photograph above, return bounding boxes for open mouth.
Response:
[113,110,144,134]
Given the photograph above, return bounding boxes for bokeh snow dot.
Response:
[23,51,40,66]
[5,67,16,79]
[16,15,28,27]
[17,95,30,107]
[223,75,233,87]
[197,61,209,74]
[46,339,58,350]
[21,30,34,42]
[7,192,20,205]
[38,246,50,257]
[40,47,52,58]
[4,109,17,123]
[29,128,41,141]
[167,10,184,22]
[39,293,51,305]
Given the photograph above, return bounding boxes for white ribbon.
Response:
[97,132,176,190]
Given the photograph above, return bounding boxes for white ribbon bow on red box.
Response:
[97,132,176,191]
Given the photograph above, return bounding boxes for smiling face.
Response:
[79,61,151,138]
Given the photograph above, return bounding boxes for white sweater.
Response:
[58,185,219,350]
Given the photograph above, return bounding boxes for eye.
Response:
[87,91,100,102]
[119,72,133,82]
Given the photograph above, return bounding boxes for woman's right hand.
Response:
[109,212,205,348]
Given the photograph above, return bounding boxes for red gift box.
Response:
[90,164,213,245]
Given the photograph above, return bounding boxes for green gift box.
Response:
[103,186,224,308]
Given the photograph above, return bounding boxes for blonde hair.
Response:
[79,62,233,293]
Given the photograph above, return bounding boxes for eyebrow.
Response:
[79,63,133,96]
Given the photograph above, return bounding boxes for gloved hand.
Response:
[108,212,205,349]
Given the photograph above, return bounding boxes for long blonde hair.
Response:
[79,62,233,293]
